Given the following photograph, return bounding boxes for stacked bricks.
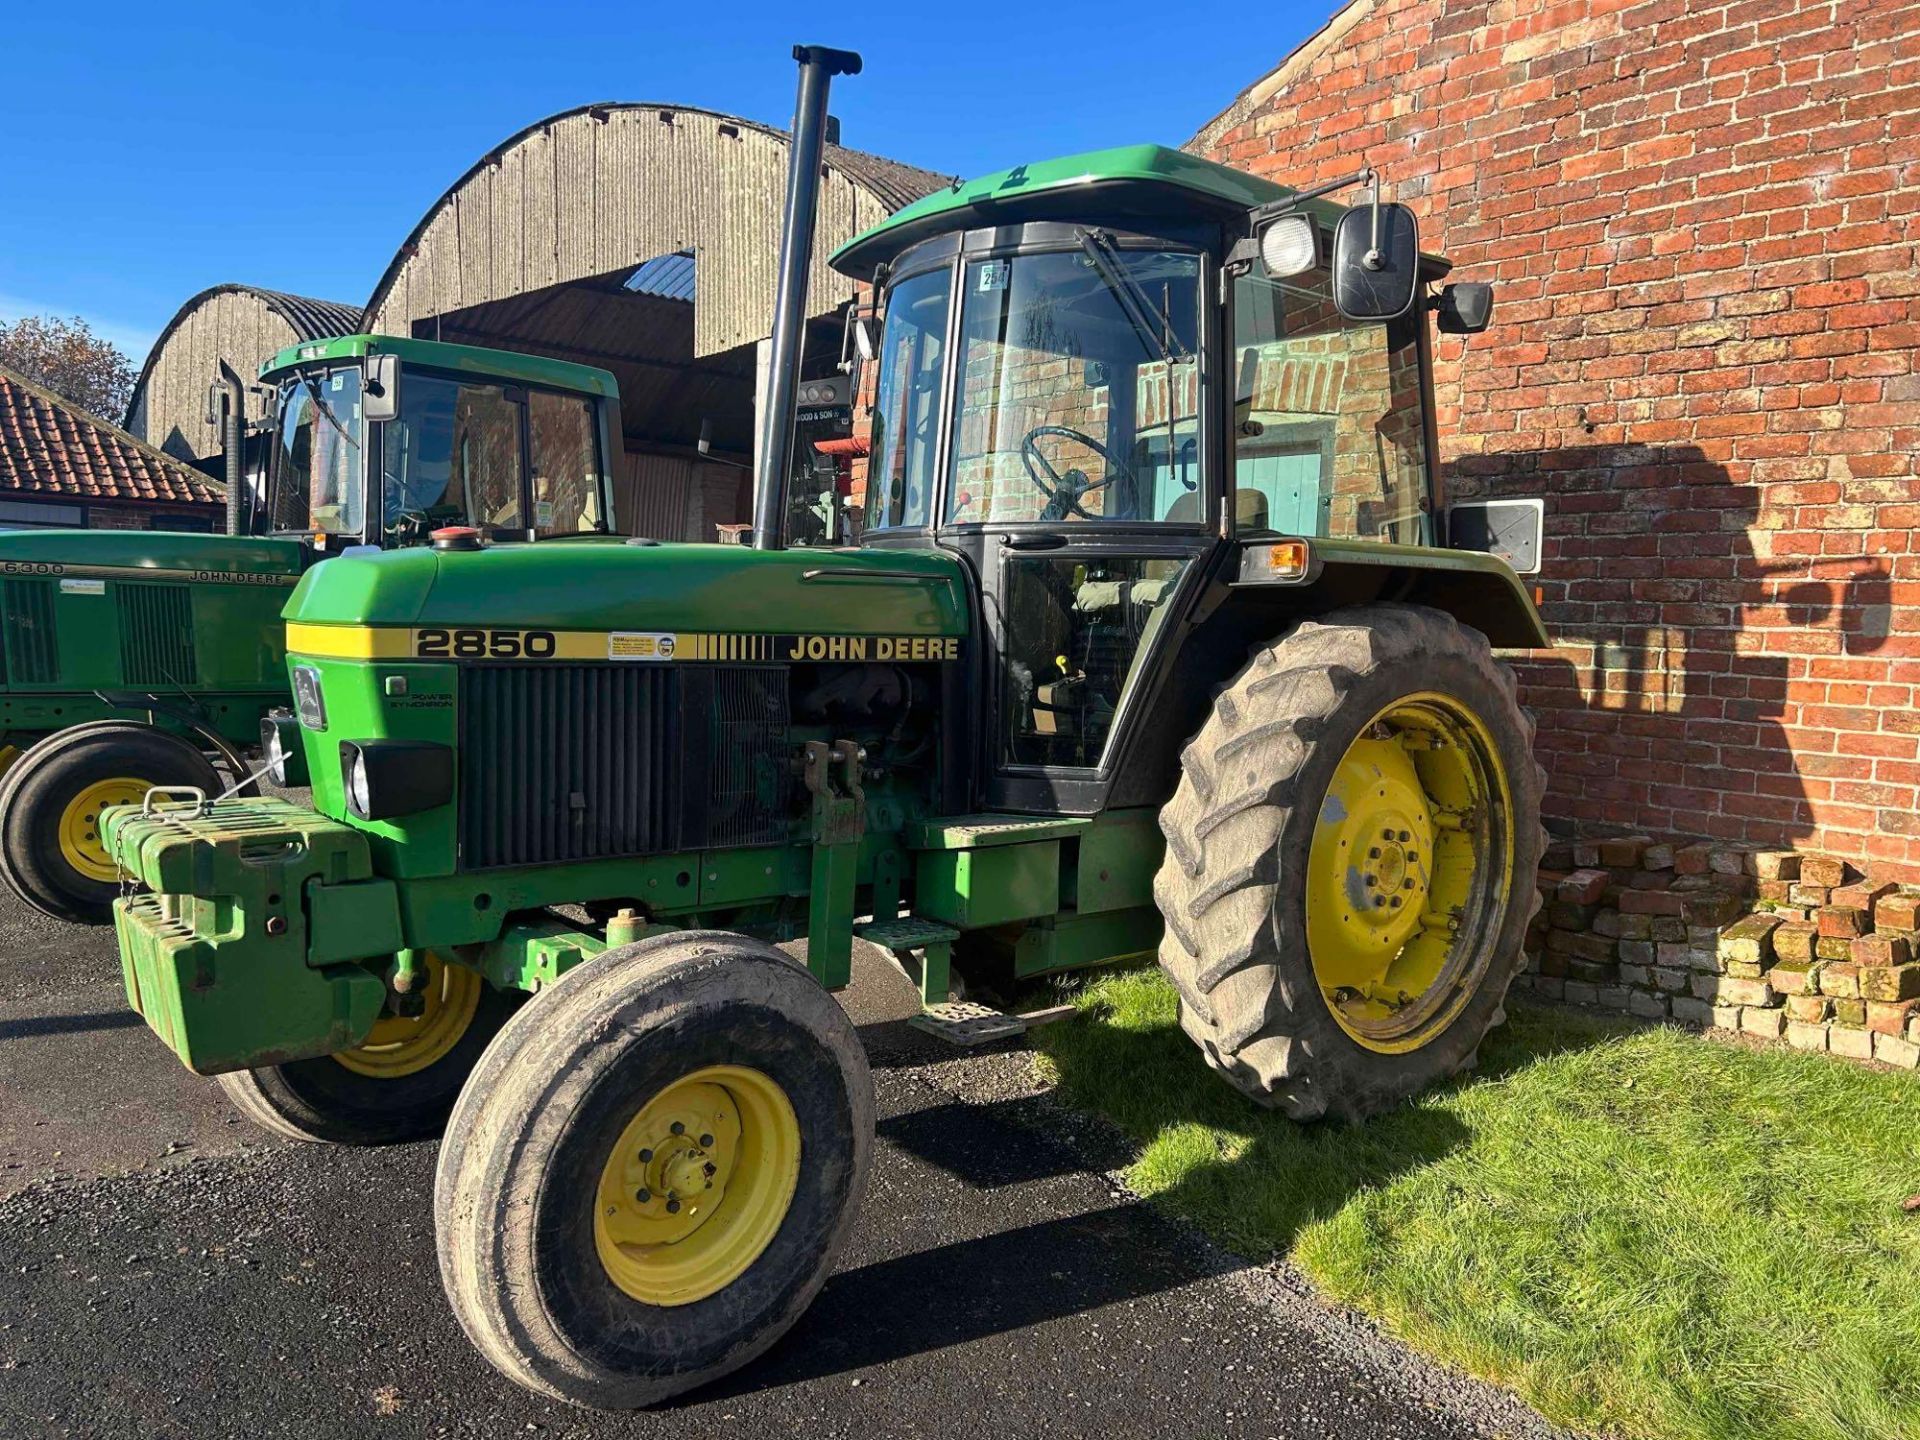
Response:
[1523,833,1920,1070]
[1191,0,1920,876]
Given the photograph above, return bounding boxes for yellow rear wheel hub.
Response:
[332,952,482,1079]
[58,776,150,882]
[594,1065,801,1307]
[1305,693,1514,1054]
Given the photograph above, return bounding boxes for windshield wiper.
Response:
[299,373,362,453]
[1076,229,1191,365]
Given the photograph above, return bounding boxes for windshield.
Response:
[380,373,606,541]
[947,246,1201,525]
[865,268,951,530]
[1231,265,1430,543]
[269,367,364,535]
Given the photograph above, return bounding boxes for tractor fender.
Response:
[1212,537,1550,650]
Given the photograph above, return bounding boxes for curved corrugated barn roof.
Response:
[361,102,947,358]
[126,283,360,462]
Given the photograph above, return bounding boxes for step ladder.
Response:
[853,915,1074,1047]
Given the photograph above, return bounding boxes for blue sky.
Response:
[0,3,1331,360]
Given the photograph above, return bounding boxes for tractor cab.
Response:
[255,335,619,551]
[828,146,1541,816]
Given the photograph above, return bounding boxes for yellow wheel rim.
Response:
[332,953,482,1079]
[58,776,149,882]
[1305,692,1515,1054]
[594,1065,801,1307]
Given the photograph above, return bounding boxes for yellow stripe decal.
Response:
[284,624,962,664]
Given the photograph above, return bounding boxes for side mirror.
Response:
[1447,499,1543,576]
[364,353,400,423]
[1436,282,1495,335]
[1330,201,1421,321]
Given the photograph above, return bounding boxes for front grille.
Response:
[116,583,198,686]
[457,663,792,870]
[1,579,57,683]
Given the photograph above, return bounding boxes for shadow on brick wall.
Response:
[1449,444,1891,854]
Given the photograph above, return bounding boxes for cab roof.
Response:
[830,144,1342,281]
[259,334,618,399]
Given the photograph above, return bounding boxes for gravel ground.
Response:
[0,887,1570,1439]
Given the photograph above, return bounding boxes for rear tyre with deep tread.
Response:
[0,722,222,925]
[1154,604,1546,1122]
[435,931,874,1409]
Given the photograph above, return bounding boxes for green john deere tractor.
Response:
[103,45,1548,1409]
[0,334,620,922]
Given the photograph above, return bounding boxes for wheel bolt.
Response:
[1403,878,1415,890]
[699,1133,714,1147]
[1373,896,1386,908]
[1391,896,1403,909]
[1406,850,1418,862]
[1369,847,1381,859]
[635,1188,651,1203]
[1398,830,1411,843]
[638,1148,653,1163]
[1364,874,1377,888]
[666,1198,681,1214]
[670,1122,684,1136]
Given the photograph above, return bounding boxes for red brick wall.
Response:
[1195,0,1920,874]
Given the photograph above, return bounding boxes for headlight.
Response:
[338,740,454,822]
[347,749,373,816]
[259,709,309,787]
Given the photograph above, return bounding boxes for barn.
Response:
[129,106,942,543]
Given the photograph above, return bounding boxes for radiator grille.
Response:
[116,583,198,686]
[457,664,791,870]
[1,579,57,683]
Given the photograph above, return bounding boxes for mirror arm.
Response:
[1364,167,1384,272]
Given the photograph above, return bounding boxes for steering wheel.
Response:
[1020,425,1137,521]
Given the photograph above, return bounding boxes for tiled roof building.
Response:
[0,364,222,531]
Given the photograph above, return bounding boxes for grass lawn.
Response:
[1031,970,1920,1440]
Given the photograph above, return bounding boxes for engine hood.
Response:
[282,538,969,639]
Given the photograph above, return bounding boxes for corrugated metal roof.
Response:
[1,364,221,507]
[247,288,363,341]
[625,251,696,302]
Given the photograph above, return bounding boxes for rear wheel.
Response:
[436,930,873,1409]
[1155,604,1545,1122]
[217,954,515,1145]
[0,722,222,924]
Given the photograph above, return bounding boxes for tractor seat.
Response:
[1162,488,1272,529]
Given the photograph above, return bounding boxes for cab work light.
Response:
[339,740,454,822]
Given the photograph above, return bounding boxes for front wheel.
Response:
[435,931,874,1409]
[1155,604,1546,1123]
[217,954,517,1145]
[0,722,222,924]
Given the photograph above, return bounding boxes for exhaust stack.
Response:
[749,43,862,551]
[209,360,247,536]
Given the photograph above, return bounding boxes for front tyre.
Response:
[217,954,515,1145]
[435,931,874,1409]
[0,722,222,924]
[1155,604,1546,1123]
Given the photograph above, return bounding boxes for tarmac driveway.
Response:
[0,887,1561,1439]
